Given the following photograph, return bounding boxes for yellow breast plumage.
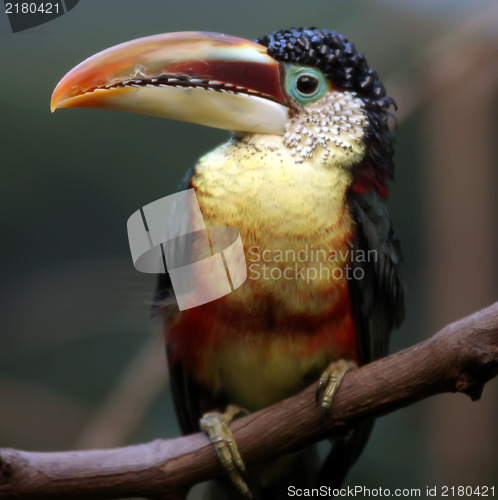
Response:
[166,134,363,409]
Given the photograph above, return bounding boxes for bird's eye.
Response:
[285,65,330,105]
[296,75,319,95]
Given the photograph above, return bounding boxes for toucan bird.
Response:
[51,28,404,498]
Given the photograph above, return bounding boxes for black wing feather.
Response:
[348,189,404,363]
[318,188,404,489]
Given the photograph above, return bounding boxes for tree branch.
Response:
[1,302,497,500]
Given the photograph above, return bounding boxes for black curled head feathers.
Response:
[257,27,393,110]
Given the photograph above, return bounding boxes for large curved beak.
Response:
[50,31,291,134]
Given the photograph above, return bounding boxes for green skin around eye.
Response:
[284,64,330,105]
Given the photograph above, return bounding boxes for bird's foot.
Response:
[316,359,358,423]
[200,404,251,497]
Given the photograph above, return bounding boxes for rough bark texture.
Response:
[1,302,497,499]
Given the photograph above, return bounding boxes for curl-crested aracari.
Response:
[51,28,404,497]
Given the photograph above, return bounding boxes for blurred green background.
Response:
[0,0,497,497]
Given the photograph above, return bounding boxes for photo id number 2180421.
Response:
[5,2,60,14]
